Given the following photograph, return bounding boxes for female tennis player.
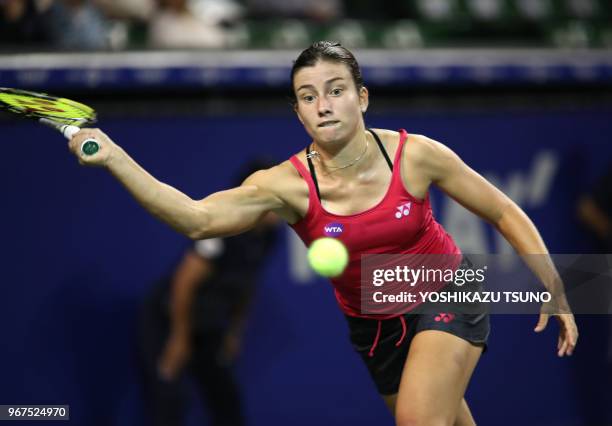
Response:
[68,41,578,426]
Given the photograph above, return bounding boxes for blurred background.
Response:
[1,0,611,425]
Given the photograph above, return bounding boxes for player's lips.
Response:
[318,120,340,127]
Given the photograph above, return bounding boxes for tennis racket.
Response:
[0,87,100,156]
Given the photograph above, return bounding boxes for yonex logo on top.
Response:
[395,202,412,219]
[323,222,344,237]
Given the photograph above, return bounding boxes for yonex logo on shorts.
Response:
[323,222,344,237]
[395,202,412,219]
[435,313,455,323]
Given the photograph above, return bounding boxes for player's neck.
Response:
[311,128,372,175]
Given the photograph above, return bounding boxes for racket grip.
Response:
[62,124,80,139]
[40,120,100,156]
[63,125,100,156]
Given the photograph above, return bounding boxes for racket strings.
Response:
[0,88,96,126]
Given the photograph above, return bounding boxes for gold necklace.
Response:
[307,136,369,172]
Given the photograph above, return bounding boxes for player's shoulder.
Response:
[404,133,451,165]
[369,128,444,165]
[407,133,439,148]
[243,159,306,223]
[369,128,400,148]
[243,160,301,192]
[246,159,297,180]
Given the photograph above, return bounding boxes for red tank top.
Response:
[289,129,461,318]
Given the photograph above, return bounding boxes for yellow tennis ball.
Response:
[307,237,349,277]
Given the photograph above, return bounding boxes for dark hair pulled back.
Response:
[290,41,364,107]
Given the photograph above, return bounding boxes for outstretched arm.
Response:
[410,135,578,356]
[68,129,286,239]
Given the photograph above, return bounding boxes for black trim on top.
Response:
[367,128,393,171]
[306,145,322,201]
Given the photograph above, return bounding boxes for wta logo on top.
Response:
[323,223,344,237]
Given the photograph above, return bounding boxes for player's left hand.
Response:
[534,310,578,357]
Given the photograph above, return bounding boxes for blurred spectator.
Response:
[578,165,612,251]
[47,0,109,49]
[565,0,599,19]
[343,0,412,20]
[148,0,229,48]
[246,0,342,21]
[0,0,52,48]
[139,160,280,426]
[189,0,243,26]
[515,0,554,21]
[466,0,504,22]
[93,0,155,22]
[415,0,458,22]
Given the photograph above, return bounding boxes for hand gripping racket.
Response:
[0,88,100,155]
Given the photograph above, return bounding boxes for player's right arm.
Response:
[68,129,289,239]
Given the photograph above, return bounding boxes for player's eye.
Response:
[330,88,343,96]
[302,95,315,103]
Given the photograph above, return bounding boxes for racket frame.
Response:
[0,88,100,155]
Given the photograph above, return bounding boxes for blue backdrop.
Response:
[0,106,610,426]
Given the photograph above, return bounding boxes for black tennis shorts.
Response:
[346,308,489,395]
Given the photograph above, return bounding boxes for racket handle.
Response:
[39,119,99,156]
[63,124,100,156]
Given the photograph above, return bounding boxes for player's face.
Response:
[293,60,368,145]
